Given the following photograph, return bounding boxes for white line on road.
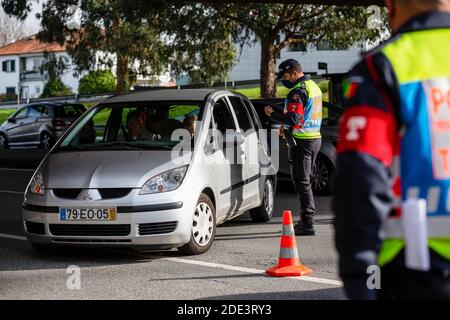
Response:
[161,257,343,287]
[0,190,23,194]
[0,233,27,241]
[0,168,35,172]
[0,232,343,287]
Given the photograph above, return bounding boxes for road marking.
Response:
[161,257,343,287]
[0,233,27,241]
[0,233,343,287]
[0,168,35,172]
[0,189,23,194]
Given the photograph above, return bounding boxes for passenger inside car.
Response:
[182,115,198,138]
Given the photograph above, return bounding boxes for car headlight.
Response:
[30,171,45,195]
[139,166,188,195]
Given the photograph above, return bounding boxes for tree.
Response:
[163,3,237,86]
[78,70,116,95]
[0,8,28,47]
[34,0,168,95]
[40,52,73,97]
[1,1,239,90]
[211,4,388,97]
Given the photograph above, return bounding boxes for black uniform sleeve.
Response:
[332,52,400,300]
[270,86,308,127]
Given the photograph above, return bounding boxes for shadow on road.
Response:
[203,288,346,300]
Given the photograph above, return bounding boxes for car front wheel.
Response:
[178,193,216,255]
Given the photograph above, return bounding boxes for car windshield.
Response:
[57,101,203,151]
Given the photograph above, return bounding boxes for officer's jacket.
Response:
[332,11,450,299]
[271,75,322,139]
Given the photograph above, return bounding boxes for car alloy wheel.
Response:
[312,157,331,194]
[192,202,214,247]
[41,133,52,150]
[263,179,274,218]
[249,177,274,223]
[0,135,7,149]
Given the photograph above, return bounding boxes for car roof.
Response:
[103,89,217,104]
[25,102,83,108]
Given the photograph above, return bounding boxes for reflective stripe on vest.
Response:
[378,27,450,266]
[289,80,322,139]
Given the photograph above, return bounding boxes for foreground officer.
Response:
[333,0,450,299]
[265,59,322,236]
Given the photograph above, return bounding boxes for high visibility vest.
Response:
[378,28,450,266]
[288,80,323,139]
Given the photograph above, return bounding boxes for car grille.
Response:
[53,189,81,199]
[49,224,131,236]
[25,222,45,235]
[53,188,132,200]
[138,221,178,236]
[98,188,132,199]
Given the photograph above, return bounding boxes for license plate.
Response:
[59,208,117,221]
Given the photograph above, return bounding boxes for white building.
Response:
[0,35,81,99]
[230,39,366,81]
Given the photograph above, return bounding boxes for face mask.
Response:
[281,80,295,89]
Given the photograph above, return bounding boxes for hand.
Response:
[265,106,274,117]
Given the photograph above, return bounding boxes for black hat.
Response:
[276,59,301,80]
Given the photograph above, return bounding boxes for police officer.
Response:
[333,0,450,299]
[265,59,323,236]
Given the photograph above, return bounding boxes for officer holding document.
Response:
[333,0,450,300]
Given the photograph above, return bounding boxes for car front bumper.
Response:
[22,186,199,250]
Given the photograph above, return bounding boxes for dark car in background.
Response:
[251,99,342,194]
[0,102,86,150]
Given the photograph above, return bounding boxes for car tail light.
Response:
[52,118,66,127]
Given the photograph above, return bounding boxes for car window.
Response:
[58,101,204,151]
[55,104,85,117]
[13,108,28,120]
[242,98,262,130]
[212,98,236,134]
[40,105,50,116]
[92,108,112,142]
[228,96,253,132]
[28,106,41,119]
[323,102,343,127]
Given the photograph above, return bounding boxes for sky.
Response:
[24,0,44,33]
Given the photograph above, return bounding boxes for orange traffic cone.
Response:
[266,211,313,277]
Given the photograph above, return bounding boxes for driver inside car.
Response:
[126,110,156,141]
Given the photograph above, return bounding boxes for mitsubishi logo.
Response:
[77,189,102,201]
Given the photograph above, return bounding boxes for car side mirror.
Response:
[7,118,16,123]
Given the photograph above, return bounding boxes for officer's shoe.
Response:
[294,222,316,236]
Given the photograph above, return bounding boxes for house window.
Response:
[288,35,307,52]
[33,58,43,72]
[2,60,16,73]
[35,86,41,95]
[6,87,16,94]
[317,41,349,51]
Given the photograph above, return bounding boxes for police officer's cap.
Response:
[277,59,302,80]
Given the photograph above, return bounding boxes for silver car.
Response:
[22,89,277,255]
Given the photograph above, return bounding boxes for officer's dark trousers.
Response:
[291,138,321,225]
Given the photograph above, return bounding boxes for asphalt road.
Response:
[0,167,345,300]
